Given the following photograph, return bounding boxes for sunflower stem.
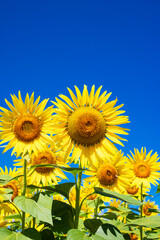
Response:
[140,183,143,240]
[74,171,82,229]
[22,157,27,232]
[94,197,100,219]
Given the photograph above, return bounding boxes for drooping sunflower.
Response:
[15,144,68,186]
[0,91,55,156]
[0,166,21,202]
[84,151,133,194]
[142,200,158,217]
[52,85,129,167]
[125,182,149,199]
[127,148,160,189]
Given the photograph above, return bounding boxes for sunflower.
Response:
[52,85,129,167]
[125,182,149,199]
[15,144,68,186]
[0,166,21,201]
[0,91,55,156]
[84,151,133,194]
[127,148,160,188]
[0,202,18,227]
[142,200,158,217]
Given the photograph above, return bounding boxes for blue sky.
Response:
[0,1,160,202]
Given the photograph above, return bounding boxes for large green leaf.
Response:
[0,227,40,240]
[67,229,92,240]
[84,219,103,234]
[51,200,74,234]
[30,163,84,176]
[22,228,41,240]
[94,187,142,206]
[126,215,160,228]
[92,223,125,240]
[27,182,75,200]
[14,194,53,225]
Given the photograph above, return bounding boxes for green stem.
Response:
[22,158,27,231]
[140,183,143,240]
[32,217,36,228]
[94,197,100,219]
[74,171,82,229]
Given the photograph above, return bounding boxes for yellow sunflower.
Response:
[127,148,160,188]
[125,182,150,199]
[0,202,18,227]
[0,166,22,202]
[15,144,68,186]
[52,85,129,167]
[0,91,55,156]
[142,200,158,217]
[84,151,133,194]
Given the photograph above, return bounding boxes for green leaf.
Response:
[40,229,54,240]
[14,194,53,225]
[4,214,21,220]
[99,212,118,220]
[0,174,23,185]
[93,223,125,240]
[126,215,160,228]
[94,187,142,206]
[156,184,160,193]
[84,219,103,234]
[30,163,85,176]
[51,200,75,234]
[0,227,39,240]
[67,229,92,240]
[0,227,13,240]
[22,228,41,240]
[27,182,75,200]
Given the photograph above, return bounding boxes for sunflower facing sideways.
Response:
[52,85,129,167]
[84,151,133,194]
[0,91,55,156]
[127,148,160,189]
[0,166,22,202]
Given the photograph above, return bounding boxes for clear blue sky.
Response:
[0,1,160,202]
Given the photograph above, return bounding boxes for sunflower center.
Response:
[134,162,151,178]
[68,107,106,145]
[32,151,56,173]
[3,181,19,201]
[13,114,41,142]
[126,185,139,195]
[97,163,118,186]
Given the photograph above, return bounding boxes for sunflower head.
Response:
[127,148,160,188]
[97,163,118,187]
[0,91,55,156]
[85,151,133,194]
[26,145,68,186]
[52,85,129,167]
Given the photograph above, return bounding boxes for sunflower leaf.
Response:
[0,227,41,240]
[27,182,75,200]
[125,215,160,228]
[14,194,53,225]
[0,174,23,185]
[94,187,142,206]
[67,229,92,240]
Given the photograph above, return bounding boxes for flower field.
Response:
[0,85,160,240]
